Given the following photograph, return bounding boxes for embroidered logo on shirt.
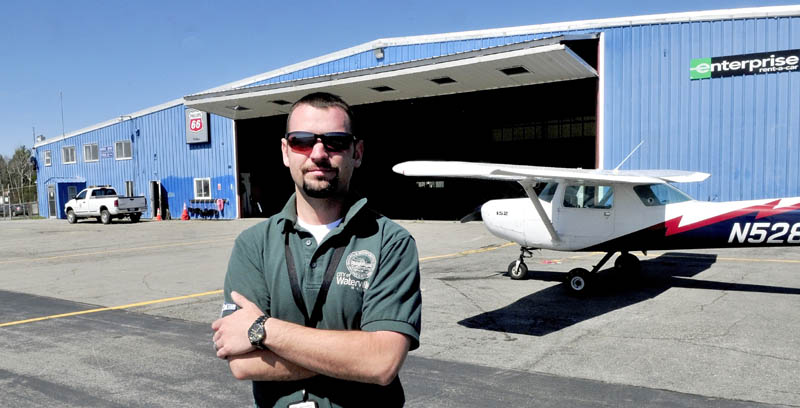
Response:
[345,250,376,280]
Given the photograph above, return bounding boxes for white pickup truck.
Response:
[65,186,147,224]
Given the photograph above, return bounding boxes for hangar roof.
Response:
[184,36,598,120]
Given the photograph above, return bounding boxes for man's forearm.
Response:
[264,318,410,386]
[227,350,317,381]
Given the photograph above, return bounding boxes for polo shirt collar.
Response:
[276,193,368,233]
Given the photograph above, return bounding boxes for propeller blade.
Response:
[459,206,482,223]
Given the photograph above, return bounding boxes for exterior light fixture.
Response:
[225,105,250,111]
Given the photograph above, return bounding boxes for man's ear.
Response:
[281,138,290,168]
[353,140,364,168]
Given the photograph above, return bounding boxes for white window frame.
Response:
[62,146,76,164]
[194,178,211,199]
[83,143,99,162]
[44,150,52,166]
[115,140,132,160]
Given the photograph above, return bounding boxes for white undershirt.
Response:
[296,218,343,244]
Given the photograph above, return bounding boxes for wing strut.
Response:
[519,182,560,243]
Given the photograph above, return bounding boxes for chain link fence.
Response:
[1,184,38,220]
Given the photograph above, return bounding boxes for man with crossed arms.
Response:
[212,92,421,408]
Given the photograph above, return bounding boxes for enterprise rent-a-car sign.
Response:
[690,49,800,80]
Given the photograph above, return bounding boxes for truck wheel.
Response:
[67,210,77,224]
[100,209,112,224]
[130,213,141,223]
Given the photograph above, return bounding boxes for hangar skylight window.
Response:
[430,76,456,85]
[370,86,395,92]
[499,66,530,76]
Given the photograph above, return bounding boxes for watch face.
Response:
[248,322,263,344]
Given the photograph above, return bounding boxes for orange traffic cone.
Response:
[181,203,189,220]
[155,208,162,221]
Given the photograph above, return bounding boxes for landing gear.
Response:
[562,251,642,296]
[507,247,534,280]
[566,268,591,294]
[614,252,641,274]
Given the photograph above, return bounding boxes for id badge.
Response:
[288,402,317,408]
[288,390,318,408]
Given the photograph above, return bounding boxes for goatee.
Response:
[303,177,340,198]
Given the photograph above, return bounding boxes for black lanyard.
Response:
[284,231,347,327]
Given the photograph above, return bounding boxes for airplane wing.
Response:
[392,161,710,184]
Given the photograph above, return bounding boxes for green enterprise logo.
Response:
[690,58,712,80]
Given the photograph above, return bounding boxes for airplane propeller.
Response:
[459,205,482,223]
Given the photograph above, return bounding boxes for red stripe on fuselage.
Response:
[664,199,785,237]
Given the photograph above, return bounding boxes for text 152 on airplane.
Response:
[393,161,800,295]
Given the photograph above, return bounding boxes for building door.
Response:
[47,185,56,217]
[150,180,160,218]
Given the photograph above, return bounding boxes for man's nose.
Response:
[308,139,329,159]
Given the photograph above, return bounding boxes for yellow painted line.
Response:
[0,290,223,328]
[1,241,513,327]
[0,236,238,265]
[419,241,516,262]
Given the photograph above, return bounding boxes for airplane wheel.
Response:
[614,253,641,274]
[565,268,591,295]
[507,261,528,280]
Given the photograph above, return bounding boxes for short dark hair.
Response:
[286,92,355,134]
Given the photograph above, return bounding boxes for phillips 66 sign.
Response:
[185,108,210,144]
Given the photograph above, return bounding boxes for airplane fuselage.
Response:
[480,182,800,252]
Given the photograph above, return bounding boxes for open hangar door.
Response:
[234,77,597,220]
[191,36,599,219]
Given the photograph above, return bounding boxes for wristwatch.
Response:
[248,315,269,350]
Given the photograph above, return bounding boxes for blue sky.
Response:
[1,0,797,157]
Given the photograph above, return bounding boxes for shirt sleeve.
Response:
[221,226,271,318]
[360,233,422,350]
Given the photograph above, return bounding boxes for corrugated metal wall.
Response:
[35,105,236,219]
[603,16,800,201]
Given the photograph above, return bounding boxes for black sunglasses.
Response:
[285,131,356,153]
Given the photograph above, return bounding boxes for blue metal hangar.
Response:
[34,6,800,221]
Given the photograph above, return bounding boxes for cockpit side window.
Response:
[634,184,693,206]
[563,185,613,209]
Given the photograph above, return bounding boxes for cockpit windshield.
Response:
[535,182,559,203]
[633,183,693,206]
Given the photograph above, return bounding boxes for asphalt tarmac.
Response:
[1,218,798,407]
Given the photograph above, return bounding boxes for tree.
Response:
[2,145,37,205]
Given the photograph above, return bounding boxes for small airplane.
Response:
[393,160,800,295]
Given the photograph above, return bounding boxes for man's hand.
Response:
[211,291,265,359]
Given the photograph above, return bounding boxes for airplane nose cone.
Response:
[481,199,525,243]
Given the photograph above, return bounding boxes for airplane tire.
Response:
[566,268,591,295]
[614,253,641,274]
[507,261,528,280]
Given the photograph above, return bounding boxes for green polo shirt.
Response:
[221,194,421,408]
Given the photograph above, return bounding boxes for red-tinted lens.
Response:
[287,132,316,153]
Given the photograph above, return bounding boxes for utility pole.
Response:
[60,91,65,137]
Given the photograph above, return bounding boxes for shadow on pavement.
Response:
[458,252,800,336]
